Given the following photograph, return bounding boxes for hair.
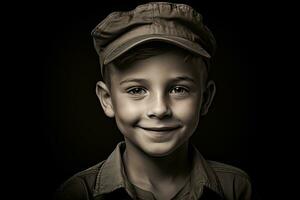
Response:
[102,41,210,88]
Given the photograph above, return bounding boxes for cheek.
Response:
[172,98,201,126]
[112,95,144,125]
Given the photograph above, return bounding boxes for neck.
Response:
[122,139,191,189]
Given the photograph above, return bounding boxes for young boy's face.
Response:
[97,51,215,157]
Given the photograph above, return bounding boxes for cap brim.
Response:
[103,35,211,65]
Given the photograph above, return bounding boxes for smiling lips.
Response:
[139,125,181,132]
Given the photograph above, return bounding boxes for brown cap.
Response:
[91,2,216,75]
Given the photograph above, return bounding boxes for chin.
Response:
[141,142,180,157]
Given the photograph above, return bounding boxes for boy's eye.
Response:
[170,86,189,96]
[127,87,147,95]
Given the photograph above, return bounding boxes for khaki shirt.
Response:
[54,142,254,200]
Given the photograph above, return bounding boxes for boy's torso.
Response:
[54,142,252,200]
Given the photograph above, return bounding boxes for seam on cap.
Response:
[137,2,195,12]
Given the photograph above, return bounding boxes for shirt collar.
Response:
[93,142,129,197]
[93,141,224,199]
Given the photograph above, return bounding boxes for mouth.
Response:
[138,126,181,132]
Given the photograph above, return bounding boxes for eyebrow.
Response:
[119,76,196,85]
[119,78,147,85]
[172,76,196,83]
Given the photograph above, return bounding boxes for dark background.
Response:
[6,0,296,199]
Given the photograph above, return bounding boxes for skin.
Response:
[96,51,216,199]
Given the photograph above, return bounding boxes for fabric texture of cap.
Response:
[91,2,216,75]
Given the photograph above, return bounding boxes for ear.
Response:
[96,81,115,118]
[200,80,216,116]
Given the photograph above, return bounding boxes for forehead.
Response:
[109,51,207,83]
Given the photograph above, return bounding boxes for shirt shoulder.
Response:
[53,160,105,200]
[207,160,253,200]
[208,160,250,179]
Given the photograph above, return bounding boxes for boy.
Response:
[54,2,254,200]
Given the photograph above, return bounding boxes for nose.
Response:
[147,93,172,119]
